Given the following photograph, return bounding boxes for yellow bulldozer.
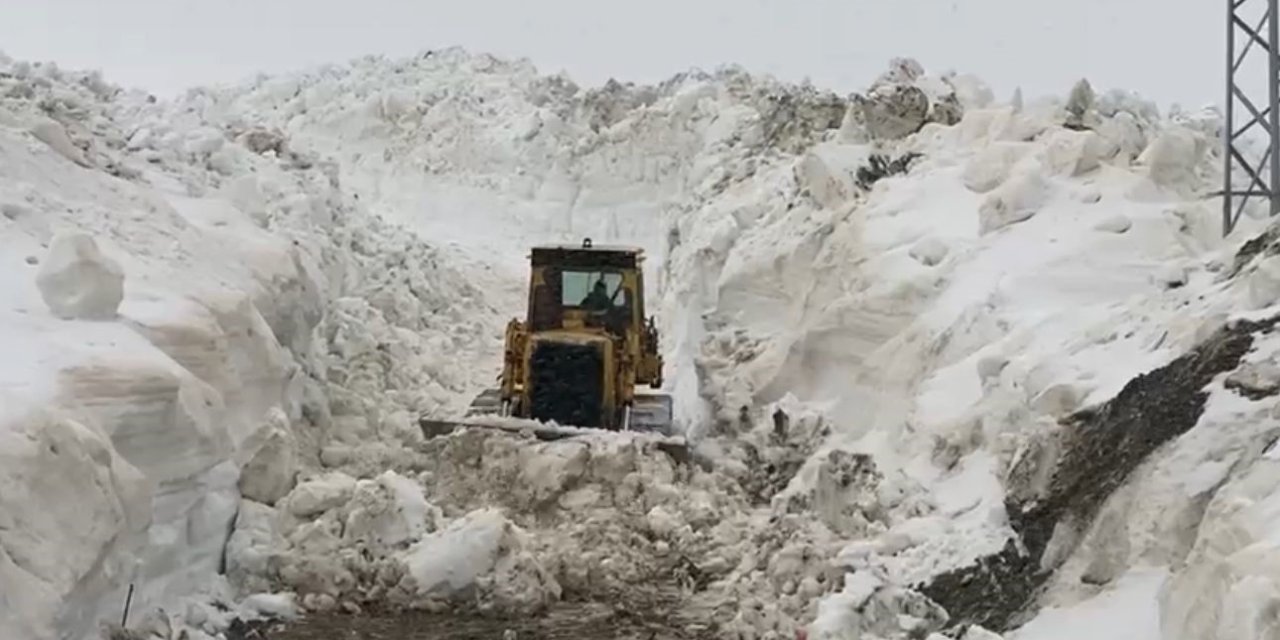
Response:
[420,238,677,443]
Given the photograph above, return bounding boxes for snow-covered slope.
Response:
[0,53,501,639]
[4,46,1280,640]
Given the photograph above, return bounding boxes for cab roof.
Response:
[531,239,644,253]
[529,238,645,269]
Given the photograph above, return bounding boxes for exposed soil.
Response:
[1230,221,1280,277]
[230,591,719,640]
[919,315,1280,633]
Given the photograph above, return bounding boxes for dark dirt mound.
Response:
[918,315,1280,634]
[230,592,719,640]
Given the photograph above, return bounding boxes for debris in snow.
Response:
[844,57,969,141]
[35,231,125,320]
[855,152,923,191]
[1093,214,1132,234]
[239,127,287,155]
[1063,78,1097,131]
[1155,264,1189,289]
[852,85,931,141]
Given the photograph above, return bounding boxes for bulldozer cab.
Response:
[527,238,646,338]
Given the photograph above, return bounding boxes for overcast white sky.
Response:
[0,0,1225,110]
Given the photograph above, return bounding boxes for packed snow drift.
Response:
[2,46,1280,640]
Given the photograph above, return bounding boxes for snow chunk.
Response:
[1095,112,1148,164]
[29,117,90,167]
[35,232,125,320]
[1038,129,1103,177]
[239,593,299,620]
[962,142,1033,193]
[810,571,948,640]
[283,472,356,518]
[1247,255,1280,309]
[978,164,1050,234]
[343,471,437,548]
[1093,214,1132,234]
[225,500,281,595]
[909,237,950,267]
[184,127,225,156]
[964,626,1006,640]
[237,408,298,505]
[402,508,557,612]
[1138,127,1205,190]
[1031,382,1087,418]
[797,150,857,209]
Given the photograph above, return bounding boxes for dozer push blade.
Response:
[418,389,689,461]
[419,388,506,439]
[629,392,674,435]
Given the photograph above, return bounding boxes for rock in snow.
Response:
[0,45,1275,640]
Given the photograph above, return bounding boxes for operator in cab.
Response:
[581,279,612,311]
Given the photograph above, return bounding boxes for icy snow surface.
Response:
[4,47,1280,640]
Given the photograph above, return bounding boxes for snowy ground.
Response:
[3,47,1280,640]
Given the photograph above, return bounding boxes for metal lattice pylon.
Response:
[1224,0,1280,236]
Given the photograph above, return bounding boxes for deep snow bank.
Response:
[0,55,501,639]
[7,45,1280,640]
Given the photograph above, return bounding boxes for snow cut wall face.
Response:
[0,54,504,639]
[180,49,964,436]
[0,66,317,637]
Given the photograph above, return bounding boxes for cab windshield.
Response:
[562,270,626,310]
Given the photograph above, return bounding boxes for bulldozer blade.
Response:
[420,388,505,438]
[465,388,506,416]
[418,389,689,462]
[629,392,674,436]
